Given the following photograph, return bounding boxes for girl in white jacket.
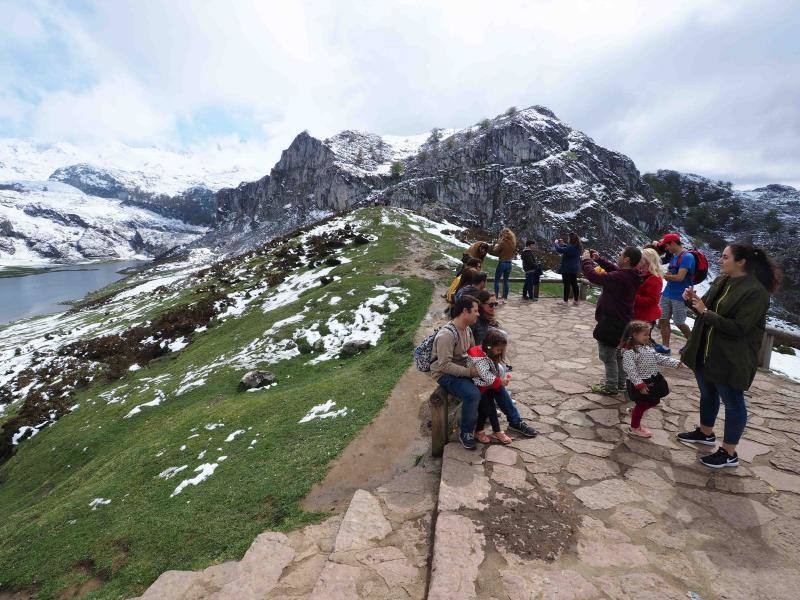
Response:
[468,329,513,444]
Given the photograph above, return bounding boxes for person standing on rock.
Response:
[635,248,665,350]
[521,240,543,301]
[489,228,517,303]
[463,241,490,272]
[553,233,582,305]
[677,243,782,469]
[657,233,695,354]
[581,246,643,396]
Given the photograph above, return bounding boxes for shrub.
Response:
[390,162,404,178]
[505,106,518,116]
[418,149,430,162]
[563,150,580,161]
[429,128,442,142]
[479,118,491,130]
[445,137,456,150]
[465,129,474,140]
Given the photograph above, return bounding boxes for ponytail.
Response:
[729,243,782,293]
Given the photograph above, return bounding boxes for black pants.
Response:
[476,390,501,432]
[562,273,579,301]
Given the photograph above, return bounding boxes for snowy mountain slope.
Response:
[211,106,668,259]
[0,181,206,264]
[0,138,271,197]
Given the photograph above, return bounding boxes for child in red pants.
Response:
[620,320,683,437]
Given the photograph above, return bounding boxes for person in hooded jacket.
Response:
[581,246,643,395]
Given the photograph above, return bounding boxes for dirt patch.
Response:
[482,477,578,562]
[302,238,446,513]
[57,562,104,599]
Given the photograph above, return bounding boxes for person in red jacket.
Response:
[635,248,665,349]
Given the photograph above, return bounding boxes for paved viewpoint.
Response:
[135,298,800,599]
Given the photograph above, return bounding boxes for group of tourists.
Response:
[426,226,782,470]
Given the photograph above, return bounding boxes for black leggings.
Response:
[476,391,501,432]
[562,273,579,301]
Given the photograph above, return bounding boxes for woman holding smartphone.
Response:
[677,243,782,469]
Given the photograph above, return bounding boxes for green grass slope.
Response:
[0,207,437,599]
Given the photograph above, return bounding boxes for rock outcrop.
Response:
[210,107,669,256]
[644,170,799,324]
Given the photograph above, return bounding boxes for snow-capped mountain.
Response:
[209,106,667,256]
[0,139,272,265]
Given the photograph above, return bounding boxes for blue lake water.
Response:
[0,260,148,325]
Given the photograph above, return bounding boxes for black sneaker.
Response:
[459,431,477,450]
[509,420,538,438]
[677,427,716,446]
[700,447,739,469]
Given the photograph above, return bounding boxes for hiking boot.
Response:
[677,427,716,446]
[508,420,537,437]
[591,384,619,396]
[700,447,739,469]
[654,343,671,354]
[459,431,477,450]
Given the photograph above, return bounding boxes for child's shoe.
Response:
[628,426,652,438]
[475,430,491,444]
[490,431,513,444]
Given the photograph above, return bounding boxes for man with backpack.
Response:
[657,233,697,353]
[425,295,537,449]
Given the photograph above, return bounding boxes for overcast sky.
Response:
[2,0,798,188]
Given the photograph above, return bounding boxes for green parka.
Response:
[681,273,770,391]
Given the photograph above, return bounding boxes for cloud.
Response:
[1,0,799,188]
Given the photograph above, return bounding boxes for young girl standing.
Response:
[467,329,513,444]
[620,320,683,438]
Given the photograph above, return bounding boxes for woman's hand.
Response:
[689,295,707,315]
[677,362,685,369]
[590,250,600,260]
[581,250,591,260]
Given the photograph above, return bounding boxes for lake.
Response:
[0,260,148,325]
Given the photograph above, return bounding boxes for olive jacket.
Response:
[681,273,770,391]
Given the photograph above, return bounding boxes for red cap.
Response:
[658,233,681,246]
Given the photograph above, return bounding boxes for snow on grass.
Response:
[89,498,111,510]
[175,378,205,396]
[169,462,222,497]
[771,348,800,383]
[224,429,245,442]
[167,338,188,352]
[123,389,166,419]
[298,400,349,424]
[204,423,224,430]
[329,296,342,305]
[158,465,188,480]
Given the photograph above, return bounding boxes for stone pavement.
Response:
[429,297,800,600]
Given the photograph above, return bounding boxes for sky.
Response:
[1,0,798,189]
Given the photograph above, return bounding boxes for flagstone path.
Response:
[133,296,800,599]
[429,297,800,600]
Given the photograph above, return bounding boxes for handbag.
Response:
[626,373,670,403]
[592,314,627,347]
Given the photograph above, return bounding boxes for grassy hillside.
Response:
[0,207,438,599]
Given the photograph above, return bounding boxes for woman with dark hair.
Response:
[554,232,582,305]
[678,243,782,469]
[471,289,504,345]
[455,271,488,302]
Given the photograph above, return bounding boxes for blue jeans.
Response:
[522,271,540,298]
[696,368,748,445]
[494,260,513,299]
[438,374,521,435]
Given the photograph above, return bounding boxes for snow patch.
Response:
[299,400,349,423]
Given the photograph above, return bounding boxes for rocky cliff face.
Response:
[211,107,668,257]
[644,169,799,324]
[51,164,216,226]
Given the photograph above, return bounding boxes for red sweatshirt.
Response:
[634,273,663,323]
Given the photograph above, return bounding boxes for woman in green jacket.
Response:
[677,243,782,469]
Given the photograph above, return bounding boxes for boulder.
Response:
[238,370,277,391]
[383,278,401,287]
[340,340,372,357]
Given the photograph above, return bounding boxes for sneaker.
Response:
[531,297,539,302]
[508,420,538,437]
[572,301,579,306]
[459,431,477,450]
[654,343,671,355]
[628,426,653,438]
[700,447,739,469]
[591,384,619,396]
[677,427,716,446]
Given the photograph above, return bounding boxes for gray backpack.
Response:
[413,323,459,372]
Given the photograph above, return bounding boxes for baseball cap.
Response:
[658,233,681,246]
